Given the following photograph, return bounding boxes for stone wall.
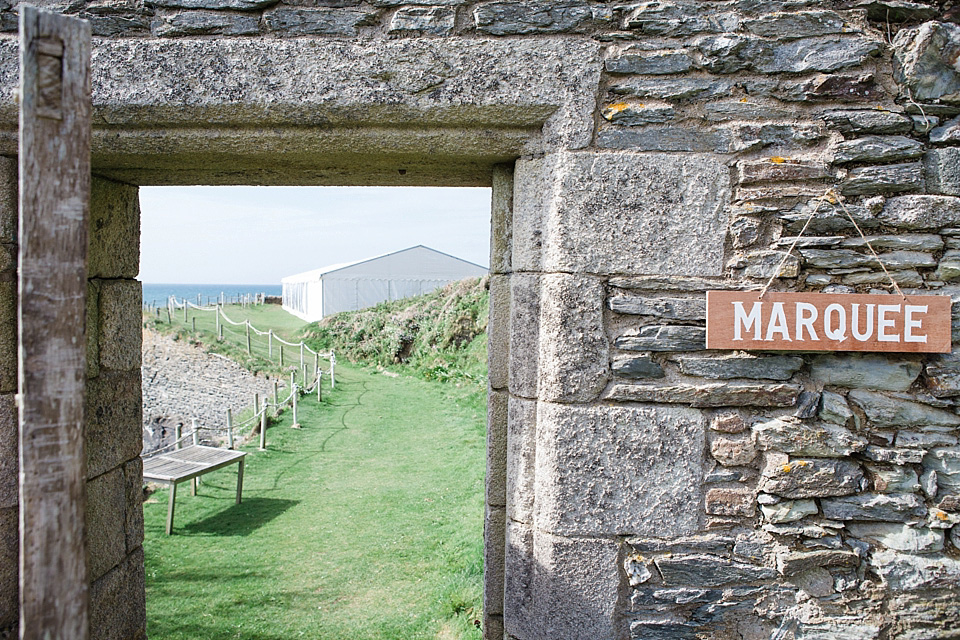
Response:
[0,1,958,639]
[0,170,145,638]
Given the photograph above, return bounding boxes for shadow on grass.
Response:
[179,498,299,536]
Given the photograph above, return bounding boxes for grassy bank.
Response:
[301,277,489,395]
[144,362,485,639]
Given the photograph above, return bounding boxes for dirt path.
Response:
[141,328,280,452]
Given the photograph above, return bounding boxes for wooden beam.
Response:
[18,7,91,640]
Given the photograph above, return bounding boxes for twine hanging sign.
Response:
[706,291,952,353]
[707,188,953,354]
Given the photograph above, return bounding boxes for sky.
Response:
[138,186,493,285]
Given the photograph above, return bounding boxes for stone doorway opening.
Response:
[133,182,502,638]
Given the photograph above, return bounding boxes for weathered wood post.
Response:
[175,423,182,450]
[259,404,267,451]
[182,300,187,322]
[292,383,300,428]
[314,351,318,378]
[317,370,322,402]
[191,419,199,494]
[289,371,295,401]
[280,344,284,367]
[18,8,92,637]
[268,330,273,359]
[215,306,220,337]
[273,380,278,408]
[245,320,251,354]
[301,363,307,388]
[226,408,234,449]
[253,392,259,418]
[191,317,196,332]
[218,319,223,340]
[299,342,304,367]
[330,352,336,389]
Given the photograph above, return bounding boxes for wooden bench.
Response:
[142,445,247,535]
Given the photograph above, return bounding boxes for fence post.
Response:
[290,371,296,401]
[274,380,279,408]
[330,353,336,389]
[183,300,187,322]
[226,408,234,449]
[192,317,196,332]
[219,321,223,340]
[292,384,300,428]
[220,291,224,306]
[259,405,267,450]
[280,344,284,367]
[317,370,322,402]
[268,330,273,359]
[197,294,201,306]
[314,351,318,377]
[246,321,252,354]
[175,423,182,450]
[216,307,220,336]
[254,392,259,418]
[191,418,199,446]
[299,342,304,367]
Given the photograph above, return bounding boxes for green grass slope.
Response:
[300,277,489,392]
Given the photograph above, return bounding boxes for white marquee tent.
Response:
[281,245,487,322]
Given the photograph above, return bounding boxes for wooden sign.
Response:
[706,291,952,353]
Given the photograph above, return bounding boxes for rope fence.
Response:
[145,295,337,390]
[143,362,329,458]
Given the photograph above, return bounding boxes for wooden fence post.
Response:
[268,330,273,358]
[331,353,336,389]
[317,370,322,402]
[245,321,251,354]
[302,363,307,388]
[191,317,196,332]
[273,380,278,408]
[17,10,92,636]
[226,408,234,449]
[215,307,220,336]
[299,342,304,367]
[175,423,182,450]
[259,405,267,450]
[292,383,299,428]
[290,371,295,399]
[280,344,284,367]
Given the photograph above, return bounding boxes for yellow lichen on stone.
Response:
[770,156,787,164]
[602,102,629,121]
[782,463,793,473]
[795,460,809,468]
[935,510,949,521]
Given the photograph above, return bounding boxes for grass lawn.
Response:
[143,361,486,639]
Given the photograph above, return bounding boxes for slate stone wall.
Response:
[0,1,959,639]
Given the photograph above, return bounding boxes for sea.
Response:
[141,283,282,308]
